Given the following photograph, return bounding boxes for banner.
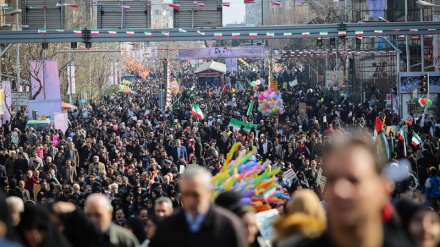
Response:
[30,60,61,100]
[166,60,172,108]
[228,118,259,136]
[1,81,11,123]
[67,61,76,95]
[145,46,158,58]
[179,46,265,60]
[225,58,238,71]
[53,111,68,133]
[255,209,279,243]
[0,89,5,115]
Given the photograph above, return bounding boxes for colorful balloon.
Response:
[421,98,427,106]
[426,99,433,107]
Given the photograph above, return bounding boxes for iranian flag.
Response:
[302,32,310,37]
[143,1,151,6]
[232,32,240,38]
[244,0,255,3]
[178,28,187,33]
[121,5,130,10]
[428,28,436,33]
[56,28,64,32]
[73,29,81,35]
[263,186,276,202]
[429,124,436,139]
[126,30,135,36]
[410,28,418,32]
[222,2,230,7]
[398,129,407,157]
[198,3,205,7]
[319,31,328,36]
[91,30,99,36]
[249,32,258,38]
[411,131,422,146]
[191,104,205,120]
[168,3,180,9]
[355,30,364,36]
[271,1,281,6]
[214,32,222,38]
[144,109,151,118]
[266,32,275,38]
[376,131,390,161]
[391,29,399,32]
[374,30,383,34]
[144,31,152,37]
[109,30,117,35]
[162,31,169,37]
[338,30,346,37]
[20,24,29,28]
[284,32,292,37]
[38,28,46,34]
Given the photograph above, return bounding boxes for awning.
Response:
[62,102,77,110]
[194,61,226,74]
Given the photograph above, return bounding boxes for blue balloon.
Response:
[81,99,86,104]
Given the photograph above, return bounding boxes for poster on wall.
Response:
[399,72,440,93]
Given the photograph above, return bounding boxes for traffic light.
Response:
[355,36,362,50]
[81,28,91,41]
[330,37,336,46]
[42,42,49,50]
[70,42,77,49]
[85,42,92,49]
[317,37,323,47]
[420,74,427,94]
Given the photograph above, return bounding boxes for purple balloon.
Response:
[240,197,252,205]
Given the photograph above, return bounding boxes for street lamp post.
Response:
[417,0,440,72]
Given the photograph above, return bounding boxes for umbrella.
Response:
[62,102,77,110]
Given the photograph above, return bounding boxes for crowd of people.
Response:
[0,62,439,247]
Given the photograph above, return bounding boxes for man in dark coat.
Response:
[295,139,414,247]
[151,167,247,247]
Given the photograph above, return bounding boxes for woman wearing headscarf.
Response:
[17,204,72,247]
[272,190,327,247]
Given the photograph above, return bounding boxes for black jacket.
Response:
[294,214,415,247]
[151,206,248,247]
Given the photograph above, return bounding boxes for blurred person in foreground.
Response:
[295,138,414,247]
[0,191,21,246]
[215,191,262,247]
[151,167,248,247]
[84,193,139,247]
[273,190,326,247]
[396,199,440,247]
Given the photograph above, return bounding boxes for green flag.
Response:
[247,101,254,116]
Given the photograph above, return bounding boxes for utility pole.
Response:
[15,0,20,92]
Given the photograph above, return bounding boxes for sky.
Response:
[223,2,246,25]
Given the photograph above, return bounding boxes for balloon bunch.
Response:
[212,143,290,212]
[250,79,262,90]
[257,88,285,116]
[419,97,433,107]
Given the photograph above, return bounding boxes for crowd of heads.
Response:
[0,63,439,247]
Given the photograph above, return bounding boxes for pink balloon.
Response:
[113,125,118,131]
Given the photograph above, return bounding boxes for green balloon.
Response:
[426,99,433,107]
[251,81,257,86]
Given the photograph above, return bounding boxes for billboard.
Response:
[173,0,222,28]
[97,1,151,29]
[399,72,440,93]
[22,0,64,30]
[30,60,61,100]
